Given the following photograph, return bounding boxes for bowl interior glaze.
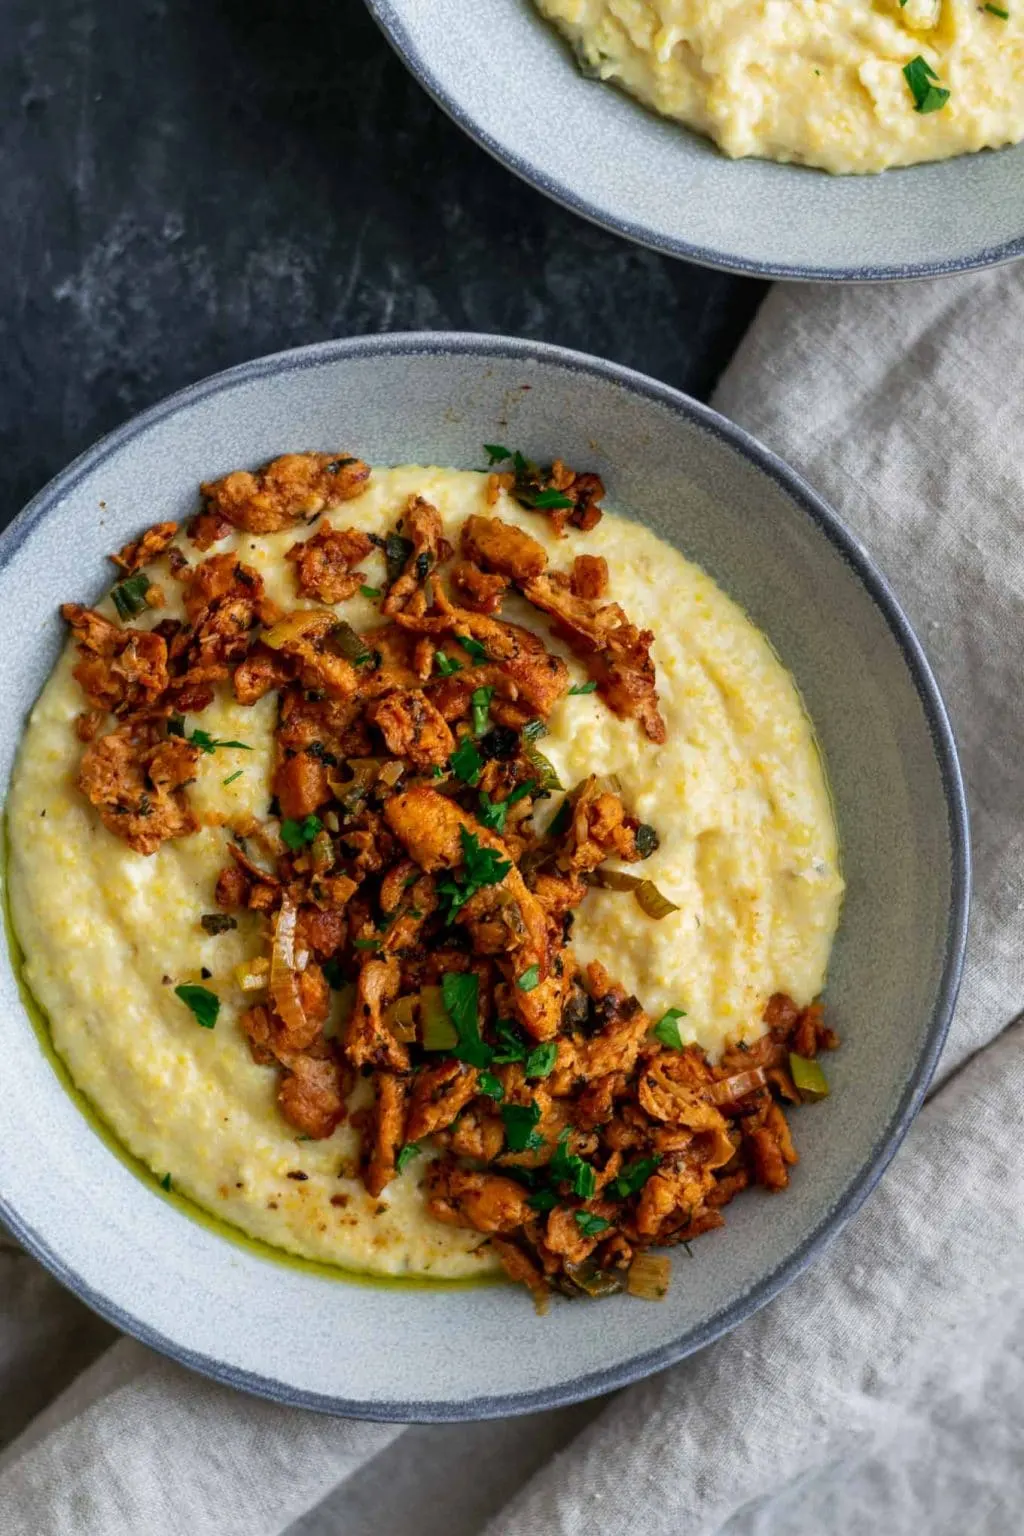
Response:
[367,0,1024,280]
[0,335,967,1418]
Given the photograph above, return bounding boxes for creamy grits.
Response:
[7,465,843,1276]
[535,0,1024,174]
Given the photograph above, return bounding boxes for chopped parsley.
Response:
[501,1099,544,1153]
[471,686,495,738]
[492,1017,528,1064]
[168,717,251,755]
[574,1212,611,1237]
[477,1071,505,1101]
[484,443,511,464]
[983,2,1009,14]
[478,779,535,834]
[549,1127,596,1200]
[189,729,252,755]
[525,1041,558,1079]
[516,964,540,993]
[504,451,577,512]
[110,572,150,620]
[441,971,494,1068]
[280,814,323,851]
[653,1007,686,1050]
[360,584,382,599]
[902,55,949,114]
[568,680,598,696]
[396,1142,421,1174]
[449,737,483,786]
[528,489,574,510]
[438,827,511,922]
[174,983,220,1030]
[611,1156,662,1201]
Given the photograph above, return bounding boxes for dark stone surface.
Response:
[0,0,765,516]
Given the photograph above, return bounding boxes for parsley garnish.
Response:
[471,686,494,737]
[517,964,540,992]
[441,971,493,1067]
[568,680,598,696]
[110,573,150,620]
[611,1156,661,1200]
[438,828,511,922]
[527,489,575,510]
[188,729,252,754]
[903,55,949,114]
[477,1071,505,1101]
[168,716,251,755]
[549,1127,596,1199]
[501,1100,544,1153]
[574,1212,611,1237]
[478,779,535,834]
[525,1041,558,1079]
[396,1142,421,1174]
[449,737,483,786]
[484,443,511,464]
[492,1018,528,1064]
[280,814,323,851]
[360,584,382,599]
[174,983,220,1029]
[653,1007,686,1049]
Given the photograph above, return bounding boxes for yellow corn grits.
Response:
[7,466,843,1275]
[535,0,1024,174]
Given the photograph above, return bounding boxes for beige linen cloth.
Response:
[4,267,1024,1536]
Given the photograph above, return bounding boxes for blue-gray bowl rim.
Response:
[0,331,971,1421]
[364,0,1024,283]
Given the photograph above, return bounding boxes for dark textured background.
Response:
[0,0,765,515]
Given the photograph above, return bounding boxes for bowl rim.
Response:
[0,331,970,1420]
[364,0,1024,284]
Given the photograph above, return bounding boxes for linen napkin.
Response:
[3,265,1024,1536]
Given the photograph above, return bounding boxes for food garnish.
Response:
[174,983,220,1029]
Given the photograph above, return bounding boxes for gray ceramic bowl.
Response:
[0,334,968,1419]
[367,0,1024,280]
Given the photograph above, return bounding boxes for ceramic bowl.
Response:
[366,0,1024,281]
[0,334,968,1419]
